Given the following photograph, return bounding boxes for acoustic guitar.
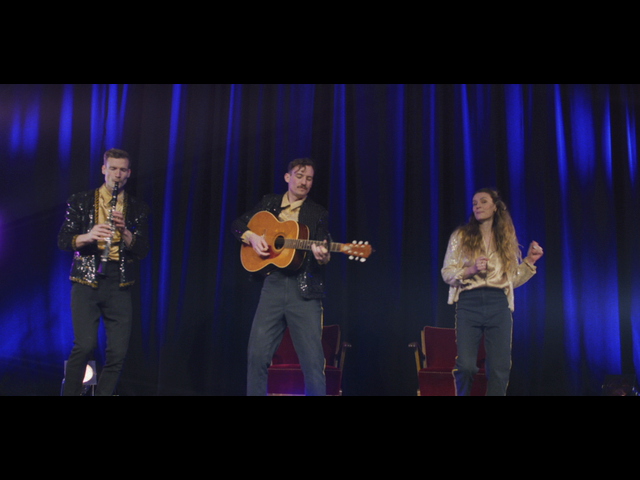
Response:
[240,211,373,274]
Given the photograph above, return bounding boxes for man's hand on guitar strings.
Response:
[247,231,270,258]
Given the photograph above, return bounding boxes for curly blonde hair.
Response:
[458,188,522,274]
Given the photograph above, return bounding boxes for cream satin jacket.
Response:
[441,229,536,311]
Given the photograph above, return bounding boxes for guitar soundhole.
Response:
[274,235,285,250]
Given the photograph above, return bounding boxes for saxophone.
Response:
[97,182,119,277]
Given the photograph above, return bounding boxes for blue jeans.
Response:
[247,271,326,396]
[454,288,513,396]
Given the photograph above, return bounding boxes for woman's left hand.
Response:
[526,241,544,264]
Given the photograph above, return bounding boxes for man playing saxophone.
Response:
[58,148,149,396]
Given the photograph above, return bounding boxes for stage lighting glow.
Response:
[83,362,96,383]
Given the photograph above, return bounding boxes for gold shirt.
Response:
[97,184,123,261]
[278,192,305,223]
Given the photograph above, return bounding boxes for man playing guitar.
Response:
[231,158,330,396]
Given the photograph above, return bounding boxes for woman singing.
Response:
[441,188,544,396]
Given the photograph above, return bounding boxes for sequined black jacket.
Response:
[231,193,330,299]
[58,188,150,288]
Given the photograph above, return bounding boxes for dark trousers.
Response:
[247,271,326,396]
[454,288,513,396]
[62,262,132,396]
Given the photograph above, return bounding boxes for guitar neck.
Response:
[284,238,345,252]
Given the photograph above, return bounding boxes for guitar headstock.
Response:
[340,241,373,262]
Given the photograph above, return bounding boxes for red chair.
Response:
[267,325,350,396]
[409,326,487,396]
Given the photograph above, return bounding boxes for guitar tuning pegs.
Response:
[360,258,366,262]
[349,255,354,260]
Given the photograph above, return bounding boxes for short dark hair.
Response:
[103,148,131,167]
[287,157,315,173]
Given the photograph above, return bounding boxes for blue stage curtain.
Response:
[0,84,638,395]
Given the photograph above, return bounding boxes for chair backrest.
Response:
[421,326,485,369]
[272,325,341,366]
